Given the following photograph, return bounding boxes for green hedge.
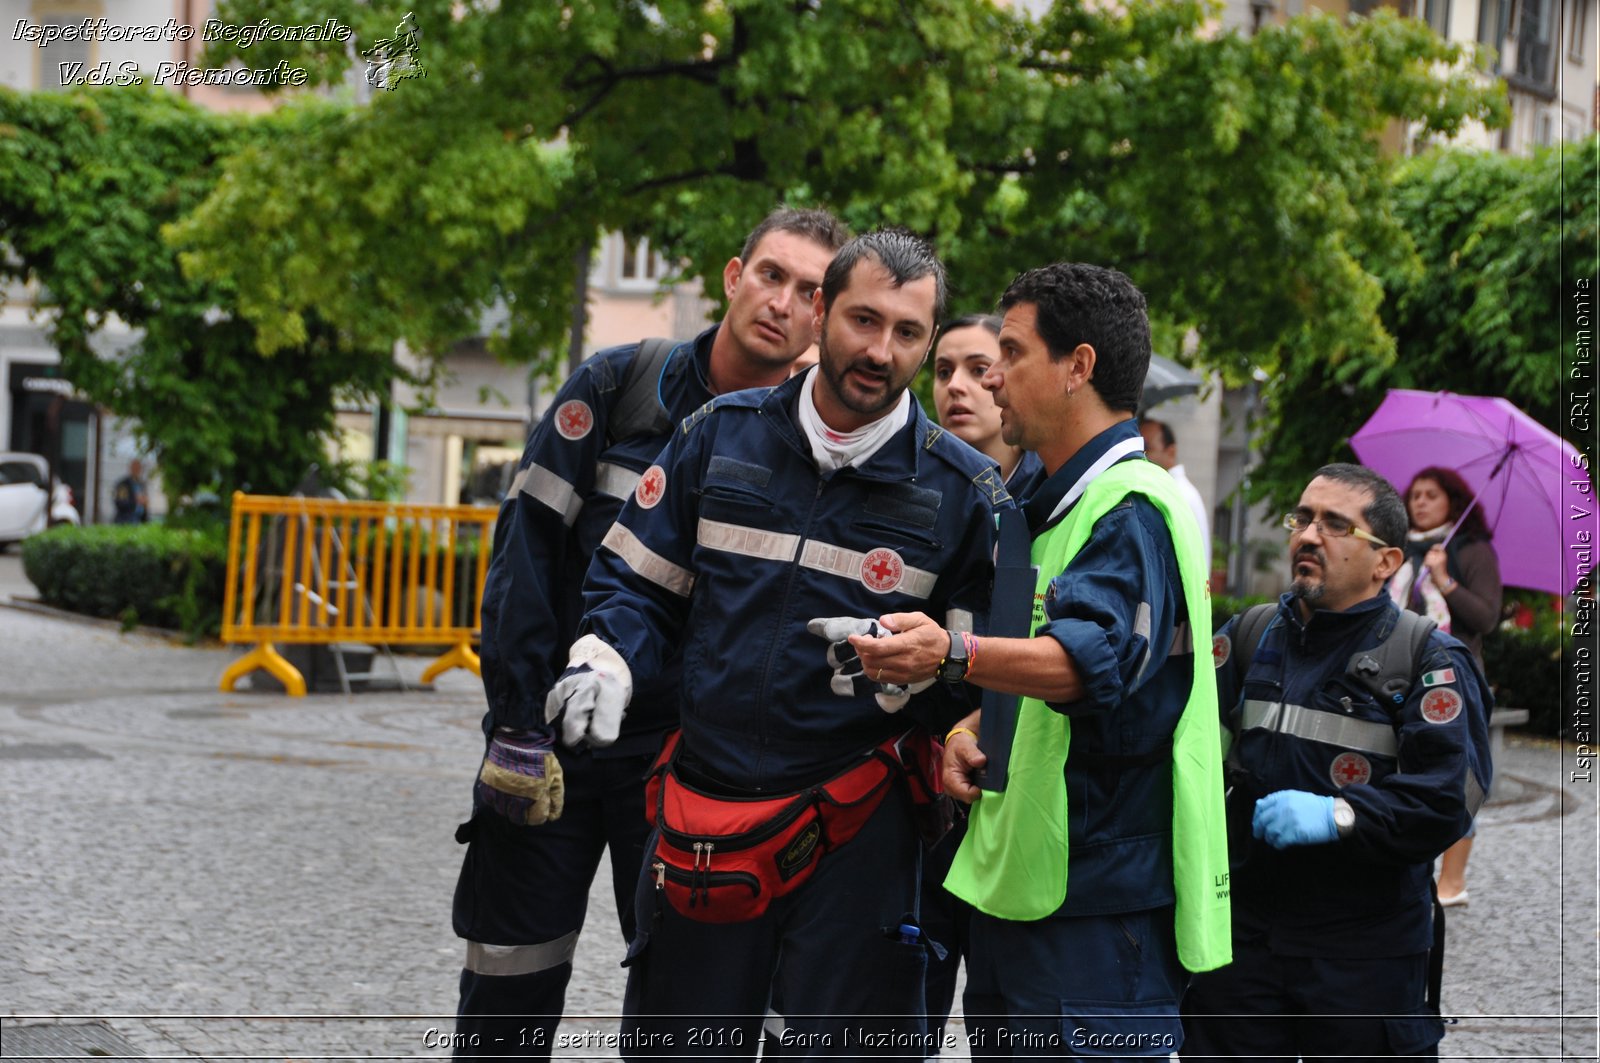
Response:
[20,523,229,639]
[1482,623,1570,737]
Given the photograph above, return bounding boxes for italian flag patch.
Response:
[1421,668,1457,688]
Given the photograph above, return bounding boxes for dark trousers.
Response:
[920,816,1004,1056]
[451,748,655,1060]
[963,906,1188,1059]
[1180,919,1443,1062]
[620,786,928,1060]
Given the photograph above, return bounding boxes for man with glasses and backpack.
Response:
[1181,463,1493,1061]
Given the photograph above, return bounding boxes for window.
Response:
[1423,0,1451,37]
[1515,0,1556,85]
[1478,0,1510,68]
[1570,0,1590,61]
[595,231,668,290]
[37,14,93,90]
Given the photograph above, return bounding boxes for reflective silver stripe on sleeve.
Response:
[697,519,801,563]
[463,931,579,977]
[1464,769,1486,818]
[1169,621,1193,656]
[513,464,583,527]
[798,540,938,599]
[1133,602,1154,684]
[946,609,974,634]
[594,462,642,501]
[1239,699,1399,757]
[600,524,695,597]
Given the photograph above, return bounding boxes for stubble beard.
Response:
[816,322,903,419]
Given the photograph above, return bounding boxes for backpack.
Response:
[1229,602,1436,710]
[606,337,678,446]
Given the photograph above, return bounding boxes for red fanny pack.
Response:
[644,731,925,923]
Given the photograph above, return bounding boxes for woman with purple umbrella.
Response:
[1390,466,1503,906]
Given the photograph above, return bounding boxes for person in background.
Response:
[932,314,1045,498]
[112,459,149,524]
[921,312,1043,1050]
[1394,466,1503,907]
[1139,417,1210,567]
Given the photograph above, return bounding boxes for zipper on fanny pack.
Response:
[660,793,816,853]
[658,861,759,903]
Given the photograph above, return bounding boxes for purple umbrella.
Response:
[1349,389,1595,596]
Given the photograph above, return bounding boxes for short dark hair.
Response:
[1407,466,1491,540]
[740,207,851,262]
[998,263,1150,413]
[1138,416,1175,448]
[821,227,947,323]
[939,313,1002,340]
[1312,463,1407,548]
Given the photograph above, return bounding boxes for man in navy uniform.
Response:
[550,228,1007,1056]
[452,208,847,1057]
[1181,463,1492,1061]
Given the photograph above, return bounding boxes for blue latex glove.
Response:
[1252,790,1338,849]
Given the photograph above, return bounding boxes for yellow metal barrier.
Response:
[219,492,497,696]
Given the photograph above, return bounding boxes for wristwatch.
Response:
[1332,797,1356,838]
[938,629,970,685]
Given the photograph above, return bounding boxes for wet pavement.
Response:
[0,585,1595,1060]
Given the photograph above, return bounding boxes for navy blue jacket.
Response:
[478,327,719,757]
[1005,450,1047,503]
[1216,592,1492,956]
[580,373,1006,792]
[1021,419,1193,916]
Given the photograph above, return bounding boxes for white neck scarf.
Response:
[797,367,912,472]
[1389,523,1455,632]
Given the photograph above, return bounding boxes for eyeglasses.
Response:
[1281,511,1390,548]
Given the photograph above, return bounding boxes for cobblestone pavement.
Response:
[1,600,1595,1061]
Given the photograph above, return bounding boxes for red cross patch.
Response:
[1330,752,1372,788]
[1421,688,1463,725]
[1212,634,1231,670]
[635,465,666,510]
[554,400,593,441]
[860,547,905,593]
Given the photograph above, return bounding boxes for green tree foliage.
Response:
[1251,141,1596,508]
[175,0,1504,386]
[0,84,404,500]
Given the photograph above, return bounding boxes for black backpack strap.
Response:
[1230,603,1279,679]
[1345,610,1437,710]
[608,337,678,445]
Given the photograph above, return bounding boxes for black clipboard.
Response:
[976,507,1037,792]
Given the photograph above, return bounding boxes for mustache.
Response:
[1295,546,1325,567]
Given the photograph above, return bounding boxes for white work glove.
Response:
[805,616,933,714]
[543,634,634,748]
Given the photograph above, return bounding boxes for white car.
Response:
[0,452,81,549]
